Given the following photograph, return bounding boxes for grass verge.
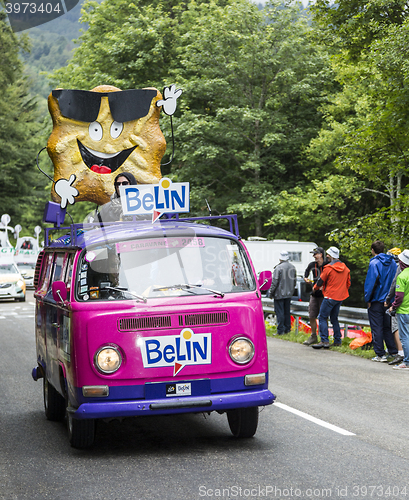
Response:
[265,324,377,360]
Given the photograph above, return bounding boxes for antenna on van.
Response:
[205,199,212,217]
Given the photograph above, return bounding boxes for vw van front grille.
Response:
[119,316,172,331]
[184,312,229,326]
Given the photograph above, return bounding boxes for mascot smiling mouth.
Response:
[77,139,137,174]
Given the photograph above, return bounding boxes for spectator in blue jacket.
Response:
[364,240,398,362]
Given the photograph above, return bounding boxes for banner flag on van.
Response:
[119,178,190,222]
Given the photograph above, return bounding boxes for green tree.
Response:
[53,0,335,237]
[171,0,335,236]
[306,2,409,251]
[0,13,45,230]
[310,0,409,59]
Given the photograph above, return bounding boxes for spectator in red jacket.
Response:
[311,247,351,349]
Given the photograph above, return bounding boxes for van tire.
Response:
[67,411,95,449]
[227,407,259,438]
[43,378,66,421]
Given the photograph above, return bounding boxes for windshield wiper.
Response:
[100,284,147,303]
[153,283,224,298]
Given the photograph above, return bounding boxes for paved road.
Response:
[1,293,408,500]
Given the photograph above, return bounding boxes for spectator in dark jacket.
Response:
[364,240,398,362]
[303,247,328,346]
[267,251,297,335]
[384,248,404,365]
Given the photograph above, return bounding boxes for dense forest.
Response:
[2,0,409,305]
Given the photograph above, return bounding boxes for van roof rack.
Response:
[43,203,240,247]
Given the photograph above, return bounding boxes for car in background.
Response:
[0,262,26,301]
[17,262,36,289]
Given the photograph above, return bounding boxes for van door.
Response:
[44,253,65,391]
[35,252,53,370]
[58,253,74,372]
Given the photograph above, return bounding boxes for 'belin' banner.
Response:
[119,178,190,222]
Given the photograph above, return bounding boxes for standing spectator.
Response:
[384,248,404,365]
[364,240,398,362]
[302,247,328,345]
[312,247,350,349]
[389,250,409,370]
[267,251,297,335]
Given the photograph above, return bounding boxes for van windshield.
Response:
[77,235,255,301]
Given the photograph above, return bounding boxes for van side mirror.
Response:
[52,280,67,303]
[258,270,272,291]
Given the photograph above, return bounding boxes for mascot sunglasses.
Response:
[52,89,158,123]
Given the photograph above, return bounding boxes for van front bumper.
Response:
[68,388,275,419]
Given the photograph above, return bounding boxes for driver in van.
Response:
[302,247,328,346]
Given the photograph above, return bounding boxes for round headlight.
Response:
[95,346,122,373]
[229,337,255,364]
[17,279,25,288]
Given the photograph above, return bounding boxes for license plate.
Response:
[166,382,191,397]
[145,379,210,399]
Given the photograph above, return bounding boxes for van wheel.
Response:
[43,378,66,421]
[227,407,259,438]
[67,411,95,449]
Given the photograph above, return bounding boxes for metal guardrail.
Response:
[261,298,370,335]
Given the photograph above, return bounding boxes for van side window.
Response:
[52,253,64,282]
[64,254,74,295]
[39,253,53,294]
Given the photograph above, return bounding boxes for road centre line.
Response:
[274,402,356,436]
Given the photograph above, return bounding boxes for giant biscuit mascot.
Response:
[47,84,182,209]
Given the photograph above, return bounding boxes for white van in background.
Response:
[242,238,317,304]
[242,238,317,277]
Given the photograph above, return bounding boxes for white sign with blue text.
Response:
[119,177,190,222]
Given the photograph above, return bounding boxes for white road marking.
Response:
[275,401,356,436]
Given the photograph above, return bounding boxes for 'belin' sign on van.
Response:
[120,177,189,221]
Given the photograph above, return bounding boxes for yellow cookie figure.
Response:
[47,84,182,208]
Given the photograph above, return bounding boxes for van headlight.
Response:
[95,346,122,373]
[229,337,255,364]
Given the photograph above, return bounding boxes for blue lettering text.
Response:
[146,340,162,364]
[125,188,141,212]
[193,338,208,362]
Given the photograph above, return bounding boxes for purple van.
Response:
[32,214,275,448]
